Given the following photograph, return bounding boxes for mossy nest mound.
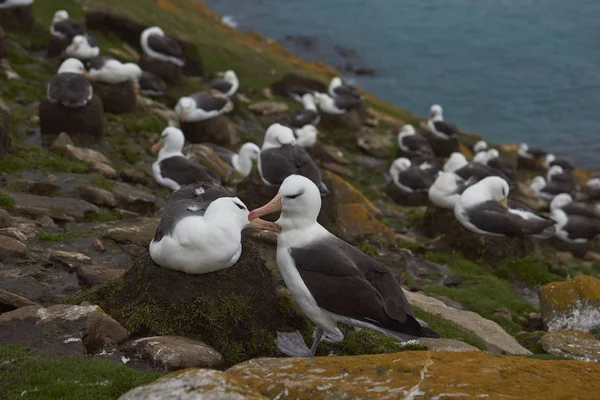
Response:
[72,241,308,366]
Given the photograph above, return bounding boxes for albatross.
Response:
[149,183,272,274]
[0,0,33,9]
[427,104,459,139]
[473,140,488,154]
[292,125,318,148]
[65,35,99,60]
[50,10,85,40]
[289,93,320,128]
[258,124,329,196]
[87,56,142,84]
[208,70,239,97]
[175,91,232,122]
[518,143,546,160]
[550,193,600,243]
[455,176,555,238]
[314,92,361,115]
[328,76,361,99]
[428,171,475,210]
[140,26,185,67]
[397,124,434,159]
[388,158,437,193]
[201,142,260,177]
[151,127,221,190]
[247,175,439,357]
[47,58,94,108]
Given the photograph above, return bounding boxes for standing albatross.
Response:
[140,26,185,67]
[151,127,221,190]
[428,104,459,139]
[248,175,438,357]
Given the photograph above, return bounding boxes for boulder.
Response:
[419,206,536,264]
[112,182,156,215]
[139,55,182,84]
[539,276,600,331]
[39,95,105,140]
[405,290,531,355]
[0,98,10,156]
[8,192,99,222]
[185,144,244,186]
[79,186,118,208]
[0,234,27,261]
[0,5,35,33]
[180,115,234,146]
[76,265,125,287]
[92,80,137,114]
[320,110,363,135]
[0,288,37,313]
[102,217,159,247]
[248,101,288,115]
[0,304,128,356]
[356,127,393,158]
[121,336,225,371]
[50,131,75,151]
[541,330,600,362]
[119,369,266,400]
[271,72,327,98]
[75,245,308,366]
[228,351,600,399]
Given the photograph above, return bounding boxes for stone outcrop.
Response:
[8,192,100,222]
[102,217,159,247]
[227,351,600,399]
[185,144,244,186]
[539,276,600,331]
[180,115,234,146]
[39,95,105,140]
[0,98,10,156]
[92,81,138,114]
[541,330,600,362]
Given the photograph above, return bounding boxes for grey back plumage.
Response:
[159,155,221,187]
[47,72,92,108]
[190,92,229,112]
[147,33,184,60]
[260,144,323,188]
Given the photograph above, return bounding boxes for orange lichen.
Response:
[156,0,177,11]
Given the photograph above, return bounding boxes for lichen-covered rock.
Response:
[405,290,531,355]
[539,276,600,331]
[92,80,137,114]
[75,245,308,366]
[8,192,99,222]
[541,330,600,362]
[227,351,600,400]
[102,217,159,247]
[356,127,393,158]
[180,115,234,146]
[0,97,10,156]
[0,304,128,356]
[119,369,267,400]
[39,96,105,140]
[185,144,244,186]
[248,101,288,115]
[419,206,536,264]
[121,336,225,371]
[320,110,362,134]
[139,55,182,84]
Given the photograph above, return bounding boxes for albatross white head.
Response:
[248,175,322,235]
[66,35,99,59]
[328,76,342,94]
[57,58,94,80]
[262,123,296,151]
[430,104,443,120]
[530,176,546,193]
[473,151,488,164]
[547,165,564,181]
[545,153,556,168]
[397,124,416,147]
[550,193,573,211]
[460,176,510,209]
[518,143,530,158]
[232,142,261,177]
[473,140,488,153]
[429,171,463,209]
[175,96,195,122]
[224,70,238,84]
[389,158,411,185]
[444,152,468,172]
[150,127,185,160]
[294,125,318,148]
[301,93,317,111]
[52,10,69,23]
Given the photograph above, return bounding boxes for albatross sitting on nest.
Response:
[87,56,142,84]
[65,35,99,60]
[428,104,459,139]
[388,158,437,193]
[550,194,600,243]
[208,70,239,97]
[175,91,232,122]
[248,175,439,357]
[202,142,261,177]
[151,127,221,190]
[289,93,320,128]
[149,183,272,274]
[50,10,85,41]
[258,124,329,196]
[140,26,185,67]
[328,76,362,99]
[47,58,94,107]
[313,92,361,115]
[455,176,555,238]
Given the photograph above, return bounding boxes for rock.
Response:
[248,100,288,115]
[310,142,350,165]
[119,369,266,400]
[419,207,536,264]
[49,249,91,271]
[320,110,362,136]
[322,162,353,178]
[524,312,544,332]
[77,265,125,287]
[417,337,481,352]
[0,288,37,313]
[9,192,99,222]
[64,144,116,178]
[50,132,75,151]
[228,351,600,399]
[139,55,182,84]
[79,186,118,208]
[271,73,327,98]
[185,144,244,185]
[0,304,128,356]
[0,97,10,156]
[0,234,28,260]
[541,330,600,362]
[442,274,464,287]
[180,115,234,146]
[122,336,225,371]
[405,290,531,355]
[91,239,106,252]
[102,217,159,247]
[112,182,156,214]
[261,88,273,100]
[0,5,35,33]
[78,245,308,367]
[17,179,62,197]
[0,208,12,228]
[356,127,393,158]
[511,182,548,211]
[492,307,512,322]
[39,95,105,140]
[121,168,146,184]
[401,254,448,287]
[91,80,137,114]
[539,276,600,331]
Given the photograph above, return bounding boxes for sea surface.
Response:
[203,0,600,169]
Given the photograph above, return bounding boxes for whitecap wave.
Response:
[221,15,238,28]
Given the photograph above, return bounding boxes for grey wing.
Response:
[139,71,167,95]
[433,121,458,136]
[48,73,92,107]
[259,148,298,185]
[563,216,600,240]
[191,92,229,112]
[167,182,230,205]
[333,85,361,99]
[154,199,210,241]
[403,134,433,155]
[397,168,435,191]
[87,55,112,72]
[147,33,184,59]
[160,156,221,186]
[562,204,600,220]
[289,145,323,187]
[209,78,232,94]
[53,20,86,39]
[85,35,98,47]
[290,109,319,128]
[334,95,361,111]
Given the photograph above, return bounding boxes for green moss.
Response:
[0,192,16,211]
[0,344,162,400]
[0,146,89,174]
[36,229,93,242]
[90,173,116,191]
[359,240,378,256]
[86,209,121,223]
[331,329,427,356]
[120,113,167,134]
[497,255,565,286]
[517,332,546,354]
[413,308,488,350]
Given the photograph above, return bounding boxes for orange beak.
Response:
[83,71,95,81]
[500,198,508,208]
[150,140,164,153]
[179,108,187,121]
[248,194,283,233]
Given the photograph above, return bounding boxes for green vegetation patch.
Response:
[0,146,89,174]
[86,208,121,223]
[36,229,94,242]
[0,192,16,211]
[90,173,116,192]
[414,308,488,350]
[0,344,162,400]
[496,254,565,286]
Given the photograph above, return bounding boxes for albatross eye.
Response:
[234,202,246,210]
[285,192,302,200]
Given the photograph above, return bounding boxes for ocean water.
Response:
[203,0,600,168]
